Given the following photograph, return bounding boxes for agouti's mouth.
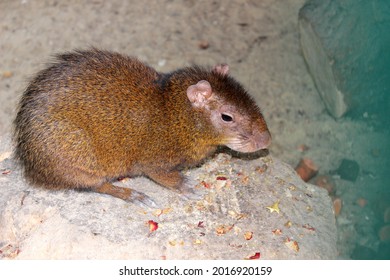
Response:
[225,130,271,153]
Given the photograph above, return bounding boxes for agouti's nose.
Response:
[254,130,271,150]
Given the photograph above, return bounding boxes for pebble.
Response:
[2,71,13,78]
[333,197,342,217]
[314,175,334,195]
[378,225,390,242]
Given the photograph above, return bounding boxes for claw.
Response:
[127,189,159,209]
[178,178,206,200]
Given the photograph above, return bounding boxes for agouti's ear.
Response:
[186,80,212,108]
[212,63,229,76]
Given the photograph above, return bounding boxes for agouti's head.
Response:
[186,64,271,153]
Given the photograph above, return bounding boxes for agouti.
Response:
[14,49,271,207]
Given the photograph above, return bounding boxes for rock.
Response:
[335,159,360,182]
[0,134,337,259]
[295,157,319,182]
[299,0,390,122]
[378,225,390,243]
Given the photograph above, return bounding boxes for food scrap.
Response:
[196,221,205,228]
[200,181,211,189]
[266,201,280,214]
[272,229,282,235]
[245,252,261,260]
[153,209,163,217]
[284,221,292,228]
[168,240,184,246]
[153,207,172,217]
[216,224,234,236]
[0,244,20,259]
[1,169,11,175]
[240,175,250,185]
[288,184,296,191]
[193,239,202,245]
[302,224,316,231]
[284,238,300,252]
[255,164,268,174]
[228,210,247,220]
[244,231,253,240]
[147,220,158,232]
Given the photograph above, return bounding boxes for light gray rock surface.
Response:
[0,134,337,259]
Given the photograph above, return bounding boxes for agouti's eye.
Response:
[221,113,233,122]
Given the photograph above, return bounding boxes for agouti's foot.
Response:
[177,177,206,200]
[126,189,158,209]
[94,183,157,208]
[147,170,205,201]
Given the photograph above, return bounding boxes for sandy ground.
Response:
[1,0,389,259]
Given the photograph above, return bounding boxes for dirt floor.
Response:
[1,0,389,259]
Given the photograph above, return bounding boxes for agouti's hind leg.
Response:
[94,183,157,208]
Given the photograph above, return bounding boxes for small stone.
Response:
[198,40,209,50]
[378,225,390,242]
[2,71,13,78]
[314,175,334,195]
[333,198,342,217]
[335,159,360,182]
[157,59,166,67]
[295,158,318,182]
[356,197,367,208]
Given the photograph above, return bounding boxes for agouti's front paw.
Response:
[177,177,206,200]
[146,169,205,201]
[126,189,158,209]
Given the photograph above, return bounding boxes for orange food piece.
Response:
[148,220,158,232]
[378,225,390,242]
[247,252,261,259]
[244,231,253,240]
[216,225,234,236]
[284,238,299,252]
[272,229,282,235]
